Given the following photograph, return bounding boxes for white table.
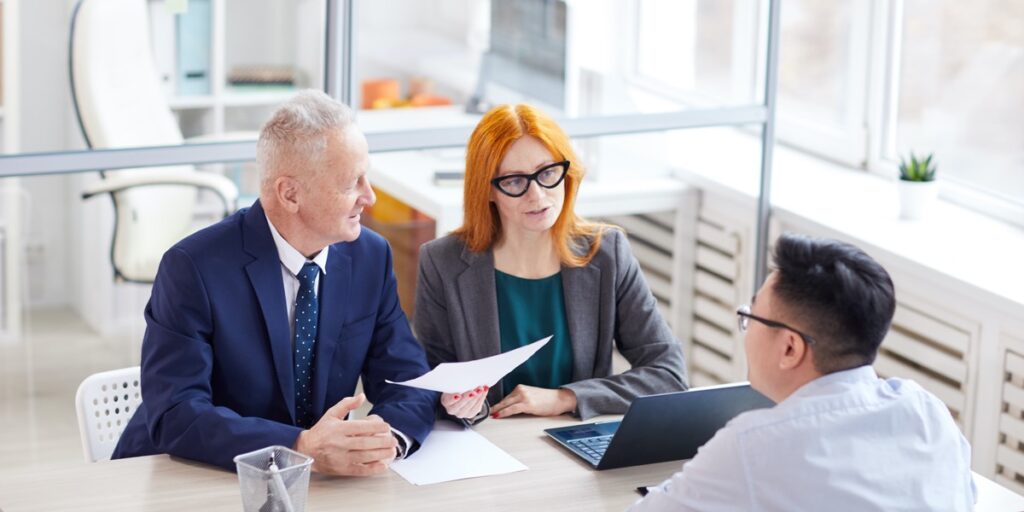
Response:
[0,415,676,511]
[368,148,691,238]
[976,472,1024,511]
[1,415,1020,511]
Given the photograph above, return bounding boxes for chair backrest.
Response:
[70,0,184,150]
[70,0,200,282]
[75,366,143,462]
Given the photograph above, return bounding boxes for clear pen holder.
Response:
[234,445,314,512]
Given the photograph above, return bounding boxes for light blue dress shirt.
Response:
[629,365,976,512]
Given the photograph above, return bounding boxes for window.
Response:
[630,0,871,163]
[775,0,870,165]
[632,0,757,106]
[893,0,1024,208]
[631,0,1024,226]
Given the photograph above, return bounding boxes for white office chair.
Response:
[70,0,239,282]
[75,366,143,463]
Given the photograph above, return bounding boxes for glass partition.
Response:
[0,163,252,465]
[0,0,324,156]
[0,1,781,472]
[0,161,257,346]
[353,0,765,137]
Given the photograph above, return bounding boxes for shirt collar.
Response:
[785,365,878,402]
[265,214,329,277]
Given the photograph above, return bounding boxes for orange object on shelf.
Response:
[361,78,400,109]
[410,93,452,107]
[408,76,434,97]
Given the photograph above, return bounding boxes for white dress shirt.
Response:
[265,216,412,458]
[629,366,976,512]
[266,218,325,346]
[266,218,328,346]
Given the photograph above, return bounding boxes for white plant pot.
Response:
[898,180,938,220]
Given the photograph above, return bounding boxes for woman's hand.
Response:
[490,385,576,419]
[440,386,490,419]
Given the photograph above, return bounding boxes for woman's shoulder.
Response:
[578,225,626,265]
[420,234,471,264]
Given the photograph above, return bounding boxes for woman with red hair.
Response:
[414,104,687,423]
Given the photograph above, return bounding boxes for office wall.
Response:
[18,0,76,308]
[10,0,135,337]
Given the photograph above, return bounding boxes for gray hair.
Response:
[257,89,355,189]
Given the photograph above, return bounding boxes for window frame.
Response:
[627,0,1024,228]
[773,0,873,167]
[867,0,1024,227]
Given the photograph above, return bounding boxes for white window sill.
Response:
[666,128,1024,311]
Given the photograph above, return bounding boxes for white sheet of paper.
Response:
[386,335,552,393]
[390,420,528,485]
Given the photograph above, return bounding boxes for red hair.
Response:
[453,104,607,267]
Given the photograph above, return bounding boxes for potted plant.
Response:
[897,152,938,220]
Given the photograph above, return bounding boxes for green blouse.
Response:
[495,269,574,391]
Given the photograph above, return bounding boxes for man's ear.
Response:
[779,331,811,371]
[275,176,301,213]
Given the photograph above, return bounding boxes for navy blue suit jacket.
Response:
[112,201,437,469]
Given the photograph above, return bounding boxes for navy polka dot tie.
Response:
[294,262,320,428]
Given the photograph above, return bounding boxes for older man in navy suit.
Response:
[112,90,437,475]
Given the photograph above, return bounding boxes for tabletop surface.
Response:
[0,415,677,512]
[2,413,1022,512]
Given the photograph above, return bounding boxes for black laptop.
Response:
[544,382,774,470]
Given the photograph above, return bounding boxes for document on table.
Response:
[386,335,552,393]
[391,420,528,485]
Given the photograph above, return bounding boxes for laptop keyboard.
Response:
[568,435,613,462]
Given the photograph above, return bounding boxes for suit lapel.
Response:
[456,247,502,364]
[312,246,349,419]
[242,201,296,423]
[562,263,601,381]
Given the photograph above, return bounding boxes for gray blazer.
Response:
[413,228,688,420]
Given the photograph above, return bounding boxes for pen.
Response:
[268,451,295,512]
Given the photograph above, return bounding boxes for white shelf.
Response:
[168,89,297,111]
[358,105,479,133]
[220,88,296,107]
[153,0,317,131]
[168,95,217,110]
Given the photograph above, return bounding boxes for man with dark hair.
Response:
[630,233,975,511]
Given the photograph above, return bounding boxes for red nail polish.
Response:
[491,413,499,419]
[483,385,490,391]
[452,394,460,401]
[468,392,475,397]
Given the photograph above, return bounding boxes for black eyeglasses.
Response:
[736,304,817,345]
[490,160,570,198]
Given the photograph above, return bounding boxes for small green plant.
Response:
[898,152,937,182]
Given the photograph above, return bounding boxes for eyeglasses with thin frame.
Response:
[491,160,570,198]
[736,304,817,345]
